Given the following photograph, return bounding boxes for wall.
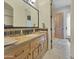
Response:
[37,0,52,49]
[71,0,74,58]
[37,0,51,28]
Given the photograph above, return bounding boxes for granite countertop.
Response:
[5,32,46,46]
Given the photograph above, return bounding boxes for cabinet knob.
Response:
[29,53,31,55]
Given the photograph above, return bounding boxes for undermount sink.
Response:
[27,34,38,37]
[4,37,17,46]
[26,32,44,37]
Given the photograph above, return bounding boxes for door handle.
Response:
[66,27,67,30]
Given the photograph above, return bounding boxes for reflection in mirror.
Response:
[4,2,13,27]
[4,0,39,27]
[25,5,38,27]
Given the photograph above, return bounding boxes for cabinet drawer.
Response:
[13,48,24,57]
[31,39,40,50]
[15,51,29,59]
[23,44,30,51]
[4,56,15,59]
[13,43,30,57]
[15,49,30,59]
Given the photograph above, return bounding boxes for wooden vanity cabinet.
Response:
[5,42,30,59]
[32,34,48,59]
[5,32,48,59]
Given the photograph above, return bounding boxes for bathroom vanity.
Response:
[4,31,48,59]
[4,0,48,59]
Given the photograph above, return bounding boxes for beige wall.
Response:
[37,0,52,49]
[71,0,74,58]
[38,0,51,28]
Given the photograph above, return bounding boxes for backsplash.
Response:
[4,28,48,36]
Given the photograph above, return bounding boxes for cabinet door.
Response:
[38,44,43,54]
[32,47,39,59]
[31,39,39,51]
[26,53,31,59]
[43,40,48,52]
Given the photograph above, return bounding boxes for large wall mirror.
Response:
[4,0,39,28]
[4,2,13,27]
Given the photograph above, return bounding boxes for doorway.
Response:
[54,12,64,39]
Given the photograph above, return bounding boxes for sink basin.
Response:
[26,34,38,37]
[4,37,17,46]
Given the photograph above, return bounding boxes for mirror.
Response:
[24,4,38,27]
[4,0,39,28]
[4,2,13,27]
[24,0,39,27]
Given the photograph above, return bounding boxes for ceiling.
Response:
[53,0,71,10]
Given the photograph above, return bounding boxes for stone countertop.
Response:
[5,31,46,46]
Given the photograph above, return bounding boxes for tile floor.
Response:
[42,39,70,59]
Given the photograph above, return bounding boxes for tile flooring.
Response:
[42,39,70,59]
